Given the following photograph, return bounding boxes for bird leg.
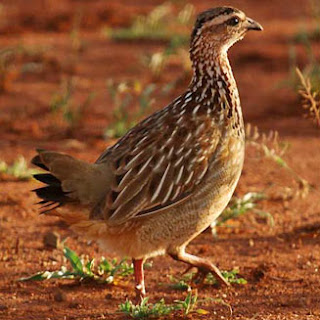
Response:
[169,251,230,287]
[133,258,146,303]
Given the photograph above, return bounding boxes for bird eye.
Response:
[227,17,239,26]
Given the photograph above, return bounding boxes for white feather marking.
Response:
[161,182,174,204]
[153,154,165,172]
[185,92,192,99]
[176,146,184,155]
[111,185,128,209]
[195,123,205,136]
[184,97,192,104]
[184,132,192,143]
[175,165,184,184]
[171,185,181,200]
[136,135,148,147]
[196,165,208,182]
[117,168,133,190]
[124,150,144,170]
[138,156,153,174]
[174,156,184,168]
[167,146,174,159]
[184,170,194,185]
[177,116,184,125]
[192,105,201,115]
[151,163,171,202]
[196,155,206,163]
[184,148,192,158]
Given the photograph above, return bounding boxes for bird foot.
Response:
[134,284,146,304]
[193,266,230,287]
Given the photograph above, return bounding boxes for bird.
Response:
[31,6,262,302]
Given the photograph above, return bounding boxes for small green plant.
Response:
[20,247,133,284]
[246,124,310,198]
[217,192,270,227]
[293,0,320,43]
[287,0,320,92]
[168,274,191,291]
[105,3,194,42]
[119,291,206,319]
[0,45,49,92]
[169,269,247,291]
[206,269,247,285]
[0,156,38,180]
[174,290,198,316]
[119,298,174,319]
[287,40,320,91]
[142,39,191,76]
[50,77,95,132]
[104,80,156,139]
[105,3,194,76]
[70,9,85,54]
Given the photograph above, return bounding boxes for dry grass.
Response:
[296,67,320,127]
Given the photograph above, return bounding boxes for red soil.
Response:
[0,1,320,319]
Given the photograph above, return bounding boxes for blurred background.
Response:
[0,1,320,319]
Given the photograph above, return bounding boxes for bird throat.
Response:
[188,40,244,136]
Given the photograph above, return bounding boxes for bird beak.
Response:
[246,17,263,31]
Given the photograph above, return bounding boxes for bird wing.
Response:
[96,96,222,226]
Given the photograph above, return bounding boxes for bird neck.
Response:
[188,41,244,136]
[189,43,234,89]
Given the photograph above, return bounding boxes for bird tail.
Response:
[31,150,108,214]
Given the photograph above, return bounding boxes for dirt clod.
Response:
[53,289,67,302]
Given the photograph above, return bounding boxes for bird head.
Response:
[191,7,263,54]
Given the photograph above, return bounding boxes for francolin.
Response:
[32,7,262,301]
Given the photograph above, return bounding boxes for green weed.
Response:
[50,77,95,132]
[168,269,247,291]
[104,80,156,139]
[0,45,49,92]
[293,0,320,43]
[105,3,193,42]
[20,246,133,284]
[174,290,198,316]
[287,40,320,91]
[0,156,38,180]
[105,3,194,76]
[287,0,320,93]
[246,124,310,198]
[119,298,174,319]
[70,9,84,54]
[217,192,270,227]
[206,269,247,285]
[119,291,207,319]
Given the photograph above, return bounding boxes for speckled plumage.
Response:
[31,6,262,300]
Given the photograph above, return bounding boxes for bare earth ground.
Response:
[0,0,320,319]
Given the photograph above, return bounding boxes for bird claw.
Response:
[192,267,230,287]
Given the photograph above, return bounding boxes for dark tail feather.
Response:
[31,154,49,171]
[33,173,61,186]
[31,152,73,213]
